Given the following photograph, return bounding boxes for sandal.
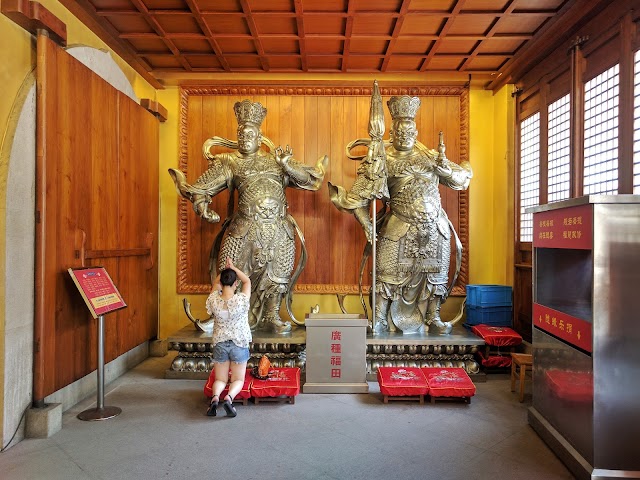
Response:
[223,395,237,417]
[207,395,219,417]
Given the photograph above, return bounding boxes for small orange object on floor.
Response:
[510,353,533,402]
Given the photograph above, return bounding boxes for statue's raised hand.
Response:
[275,145,293,168]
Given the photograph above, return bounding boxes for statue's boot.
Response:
[372,297,392,334]
[266,295,292,334]
[426,297,452,335]
[272,317,292,334]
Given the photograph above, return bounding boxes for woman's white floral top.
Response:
[205,291,252,348]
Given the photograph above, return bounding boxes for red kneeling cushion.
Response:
[203,368,252,399]
[471,324,523,347]
[377,367,429,397]
[545,369,593,403]
[421,367,476,398]
[476,349,512,368]
[250,367,300,398]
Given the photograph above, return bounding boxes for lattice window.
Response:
[520,112,540,242]
[634,50,640,193]
[548,94,571,202]
[584,64,619,195]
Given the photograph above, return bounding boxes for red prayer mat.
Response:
[203,368,252,399]
[545,369,593,403]
[421,367,476,398]
[476,349,512,368]
[377,367,429,397]
[471,324,523,347]
[250,367,300,398]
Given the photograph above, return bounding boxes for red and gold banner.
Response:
[533,204,592,249]
[533,303,592,352]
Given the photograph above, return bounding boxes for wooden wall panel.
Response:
[115,93,159,354]
[177,85,469,295]
[35,35,158,399]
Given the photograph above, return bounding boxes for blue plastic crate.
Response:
[465,305,512,327]
[466,285,512,307]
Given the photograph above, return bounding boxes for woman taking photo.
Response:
[205,258,251,417]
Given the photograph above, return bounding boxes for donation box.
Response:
[303,314,368,393]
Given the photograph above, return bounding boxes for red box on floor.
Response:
[377,367,429,397]
[545,369,593,403]
[421,367,476,399]
[250,367,300,398]
[471,324,523,347]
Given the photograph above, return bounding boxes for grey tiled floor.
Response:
[0,354,575,480]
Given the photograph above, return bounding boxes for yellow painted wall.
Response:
[469,86,514,286]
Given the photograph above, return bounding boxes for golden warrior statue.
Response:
[329,83,472,335]
[170,100,328,334]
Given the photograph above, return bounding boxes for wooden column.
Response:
[617,13,636,194]
[33,30,49,408]
[569,36,588,198]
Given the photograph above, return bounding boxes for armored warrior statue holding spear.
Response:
[329,81,472,335]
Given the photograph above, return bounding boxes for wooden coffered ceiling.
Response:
[57,0,607,88]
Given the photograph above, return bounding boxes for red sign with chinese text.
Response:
[68,267,127,318]
[533,303,592,353]
[330,329,342,379]
[533,204,592,249]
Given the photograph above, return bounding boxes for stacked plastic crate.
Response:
[465,285,517,369]
[465,284,513,327]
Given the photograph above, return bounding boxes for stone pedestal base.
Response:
[149,339,168,357]
[26,403,62,438]
[365,327,485,381]
[166,326,306,378]
[166,324,484,382]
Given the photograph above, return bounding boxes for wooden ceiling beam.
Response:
[182,0,230,71]
[238,0,269,71]
[341,0,355,72]
[2,0,67,45]
[459,0,517,72]
[293,0,307,71]
[487,0,611,90]
[420,0,468,72]
[91,8,557,18]
[128,0,192,71]
[381,0,411,72]
[56,0,161,88]
[94,10,142,16]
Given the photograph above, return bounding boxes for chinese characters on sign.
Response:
[330,330,342,378]
[533,204,592,249]
[533,303,592,353]
[68,267,127,318]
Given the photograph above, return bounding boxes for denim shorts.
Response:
[212,340,250,364]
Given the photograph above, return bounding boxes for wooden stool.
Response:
[510,353,533,402]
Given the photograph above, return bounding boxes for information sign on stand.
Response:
[68,267,126,421]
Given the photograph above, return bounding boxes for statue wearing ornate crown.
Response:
[170,100,329,334]
[329,82,472,335]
